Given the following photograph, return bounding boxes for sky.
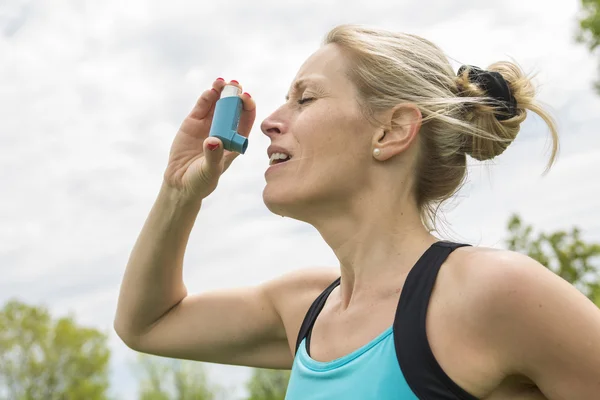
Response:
[1,0,599,398]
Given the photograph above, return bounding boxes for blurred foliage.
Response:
[577,0,600,92]
[245,369,291,400]
[134,354,227,400]
[0,300,111,400]
[133,356,290,400]
[506,214,600,306]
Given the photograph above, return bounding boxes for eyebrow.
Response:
[284,78,325,101]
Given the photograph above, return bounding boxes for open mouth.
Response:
[269,153,292,166]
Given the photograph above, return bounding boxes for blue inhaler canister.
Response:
[209,84,248,154]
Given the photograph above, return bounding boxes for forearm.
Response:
[114,182,202,339]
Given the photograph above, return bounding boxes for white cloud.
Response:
[1,0,599,398]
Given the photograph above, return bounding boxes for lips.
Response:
[269,152,291,165]
[267,145,293,160]
[265,155,291,176]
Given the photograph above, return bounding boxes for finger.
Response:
[189,88,220,120]
[188,78,230,120]
[201,137,225,177]
[211,78,228,92]
[237,92,257,137]
[212,79,243,98]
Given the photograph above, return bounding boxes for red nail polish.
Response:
[216,77,224,81]
[207,143,219,151]
[230,80,239,84]
[243,92,251,98]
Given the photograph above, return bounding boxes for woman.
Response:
[115,25,600,399]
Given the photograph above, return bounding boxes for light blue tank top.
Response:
[283,242,477,400]
[285,327,418,400]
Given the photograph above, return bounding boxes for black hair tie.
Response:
[457,65,518,121]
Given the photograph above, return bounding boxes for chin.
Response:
[263,186,336,226]
[262,185,313,221]
[262,185,294,217]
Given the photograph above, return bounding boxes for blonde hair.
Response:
[324,24,559,230]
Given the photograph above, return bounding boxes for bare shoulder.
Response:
[451,245,599,330]
[263,266,341,297]
[263,266,341,316]
[444,246,600,398]
[262,266,340,349]
[444,246,581,309]
[443,245,576,316]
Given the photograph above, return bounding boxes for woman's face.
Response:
[261,43,381,221]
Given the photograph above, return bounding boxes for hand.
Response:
[163,79,256,201]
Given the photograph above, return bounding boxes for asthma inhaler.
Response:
[209,84,248,154]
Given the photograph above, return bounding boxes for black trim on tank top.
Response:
[294,241,479,400]
[394,241,479,400]
[295,276,340,356]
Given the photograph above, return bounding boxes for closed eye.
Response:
[298,97,315,105]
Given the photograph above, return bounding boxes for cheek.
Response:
[300,152,368,199]
[298,102,363,148]
[291,101,371,176]
[300,145,367,190]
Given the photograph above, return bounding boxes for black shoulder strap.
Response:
[394,241,478,400]
[294,277,341,355]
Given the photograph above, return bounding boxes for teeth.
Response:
[269,152,291,165]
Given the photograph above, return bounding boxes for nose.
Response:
[261,109,286,139]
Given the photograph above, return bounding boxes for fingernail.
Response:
[216,77,224,81]
[207,143,219,151]
[230,80,239,84]
[243,92,251,98]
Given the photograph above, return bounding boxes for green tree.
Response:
[245,369,291,400]
[577,0,600,92]
[0,300,111,400]
[134,354,227,400]
[506,214,600,306]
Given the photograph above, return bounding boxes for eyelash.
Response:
[298,97,315,105]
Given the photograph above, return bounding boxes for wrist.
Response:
[158,181,203,211]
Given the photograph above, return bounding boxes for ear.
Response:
[372,103,422,161]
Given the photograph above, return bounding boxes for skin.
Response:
[261,44,600,399]
[115,43,600,400]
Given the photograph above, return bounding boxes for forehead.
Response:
[286,44,350,99]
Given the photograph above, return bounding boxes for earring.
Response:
[373,148,381,157]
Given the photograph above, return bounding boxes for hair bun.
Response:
[457,65,518,121]
[455,62,533,161]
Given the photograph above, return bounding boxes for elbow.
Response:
[113,317,129,344]
[113,316,142,351]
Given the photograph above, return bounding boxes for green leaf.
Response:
[0,300,111,400]
[576,0,600,93]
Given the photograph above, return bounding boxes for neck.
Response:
[311,194,438,310]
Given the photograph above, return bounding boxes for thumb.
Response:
[193,137,224,183]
